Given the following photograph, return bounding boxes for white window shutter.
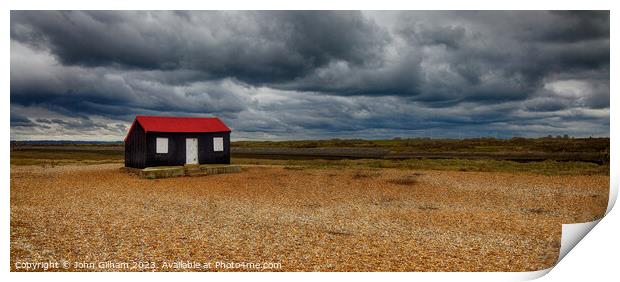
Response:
[213,137,224,152]
[156,137,168,153]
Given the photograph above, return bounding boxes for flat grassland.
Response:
[10,140,610,271]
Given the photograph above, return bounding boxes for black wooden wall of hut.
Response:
[124,122,147,168]
[144,132,231,167]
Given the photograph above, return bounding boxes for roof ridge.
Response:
[125,115,231,141]
[137,115,221,119]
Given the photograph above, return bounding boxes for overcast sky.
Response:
[10,11,609,141]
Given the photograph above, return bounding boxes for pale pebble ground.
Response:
[10,164,608,271]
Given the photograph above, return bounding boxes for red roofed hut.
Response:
[124,116,231,168]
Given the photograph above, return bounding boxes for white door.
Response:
[186,138,198,164]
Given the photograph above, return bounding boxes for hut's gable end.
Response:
[124,121,147,168]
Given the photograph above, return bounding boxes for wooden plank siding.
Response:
[124,122,147,168]
[144,132,230,167]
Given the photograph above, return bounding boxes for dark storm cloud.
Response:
[10,38,252,123]
[32,117,126,134]
[10,113,35,127]
[11,11,388,83]
[539,11,609,43]
[278,11,609,107]
[11,113,52,130]
[9,11,610,140]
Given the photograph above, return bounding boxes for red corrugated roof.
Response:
[124,115,231,141]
